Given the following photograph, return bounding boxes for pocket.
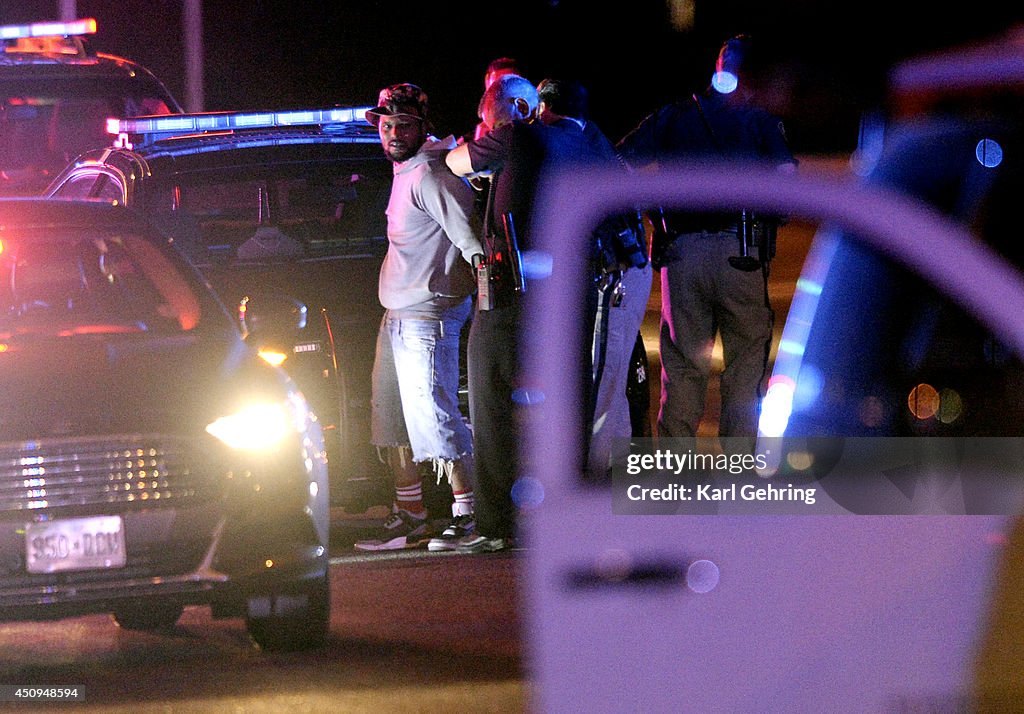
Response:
[651,230,683,269]
[397,319,440,350]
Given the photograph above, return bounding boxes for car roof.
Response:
[0,55,182,115]
[106,107,379,154]
[0,53,170,82]
[60,133,388,194]
[0,17,181,109]
[55,107,386,183]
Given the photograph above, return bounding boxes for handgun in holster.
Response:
[475,211,526,311]
[729,210,780,272]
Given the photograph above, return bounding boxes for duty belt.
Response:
[661,211,738,235]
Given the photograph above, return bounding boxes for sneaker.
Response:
[353,510,428,551]
[455,533,515,554]
[427,514,475,552]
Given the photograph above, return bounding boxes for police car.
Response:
[0,18,181,195]
[526,163,1024,713]
[46,107,401,512]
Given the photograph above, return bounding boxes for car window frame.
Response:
[48,166,127,203]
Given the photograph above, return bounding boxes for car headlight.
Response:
[206,393,309,450]
[257,348,288,367]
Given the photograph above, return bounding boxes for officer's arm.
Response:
[616,110,661,169]
[445,144,475,177]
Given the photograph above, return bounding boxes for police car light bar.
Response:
[108,107,372,142]
[0,18,97,40]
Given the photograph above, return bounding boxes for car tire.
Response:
[112,602,184,631]
[245,571,330,652]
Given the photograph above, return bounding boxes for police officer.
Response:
[445,74,613,551]
[536,77,652,478]
[617,34,796,447]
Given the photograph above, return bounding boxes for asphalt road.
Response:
[0,533,525,713]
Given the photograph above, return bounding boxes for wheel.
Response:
[245,571,330,652]
[112,601,184,631]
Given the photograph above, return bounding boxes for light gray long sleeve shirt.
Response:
[379,135,482,311]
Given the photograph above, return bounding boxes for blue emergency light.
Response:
[107,107,375,150]
[0,18,97,41]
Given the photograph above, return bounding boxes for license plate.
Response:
[25,515,127,574]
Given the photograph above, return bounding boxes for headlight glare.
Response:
[257,348,288,366]
[206,402,294,450]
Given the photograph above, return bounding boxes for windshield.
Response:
[0,226,209,337]
[0,78,174,195]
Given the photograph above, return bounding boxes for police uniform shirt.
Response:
[466,117,606,253]
[466,120,546,252]
[617,91,794,168]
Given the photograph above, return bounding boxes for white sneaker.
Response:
[354,511,428,551]
[427,514,475,552]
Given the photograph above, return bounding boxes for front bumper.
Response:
[0,432,328,620]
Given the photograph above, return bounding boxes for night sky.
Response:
[8,1,1023,154]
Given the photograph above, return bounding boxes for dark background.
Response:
[7,1,1023,154]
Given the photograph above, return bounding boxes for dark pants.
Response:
[657,231,773,445]
[467,303,521,539]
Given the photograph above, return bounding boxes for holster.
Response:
[475,251,517,311]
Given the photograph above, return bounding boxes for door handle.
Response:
[565,552,719,593]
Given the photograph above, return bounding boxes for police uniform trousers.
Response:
[657,230,772,440]
[467,301,522,540]
[588,263,653,476]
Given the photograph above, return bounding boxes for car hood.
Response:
[0,332,288,441]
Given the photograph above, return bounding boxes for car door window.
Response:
[778,229,1024,437]
[142,164,390,261]
[51,170,124,203]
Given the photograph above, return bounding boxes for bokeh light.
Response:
[908,383,940,420]
[937,388,963,424]
[786,450,814,471]
[511,476,545,509]
[858,395,886,428]
[711,71,738,94]
[976,138,1003,168]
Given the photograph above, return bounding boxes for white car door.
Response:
[522,165,1024,712]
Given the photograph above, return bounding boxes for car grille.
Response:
[0,435,223,512]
